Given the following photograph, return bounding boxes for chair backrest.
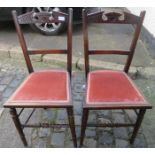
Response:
[82,9,145,77]
[12,8,73,76]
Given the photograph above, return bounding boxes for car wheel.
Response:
[26,7,67,35]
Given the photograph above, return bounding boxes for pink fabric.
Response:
[87,71,145,104]
[11,71,69,102]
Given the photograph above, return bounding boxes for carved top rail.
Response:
[17,11,68,24]
[87,10,141,24]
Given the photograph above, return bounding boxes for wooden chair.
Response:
[80,9,152,147]
[4,8,77,147]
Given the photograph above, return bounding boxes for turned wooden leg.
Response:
[80,108,89,147]
[130,109,146,144]
[67,107,77,147]
[10,108,28,146]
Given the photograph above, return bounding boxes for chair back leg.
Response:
[80,109,89,147]
[67,107,77,147]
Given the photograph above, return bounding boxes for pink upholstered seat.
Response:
[5,71,71,107]
[86,70,149,108]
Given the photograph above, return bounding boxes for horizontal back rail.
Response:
[28,49,67,55]
[89,50,130,55]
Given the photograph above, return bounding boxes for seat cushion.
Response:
[86,70,150,108]
[5,71,71,107]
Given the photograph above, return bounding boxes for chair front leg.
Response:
[10,108,28,146]
[130,109,146,144]
[67,107,77,147]
[80,108,89,147]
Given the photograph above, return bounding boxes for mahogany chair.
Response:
[80,9,152,147]
[4,8,77,147]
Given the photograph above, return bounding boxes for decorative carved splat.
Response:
[18,11,34,24]
[32,12,56,23]
[86,9,142,24]
[102,9,125,22]
[18,11,67,24]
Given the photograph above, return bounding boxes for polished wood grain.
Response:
[80,9,151,147]
[5,8,77,147]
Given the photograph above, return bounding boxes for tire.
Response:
[26,7,67,35]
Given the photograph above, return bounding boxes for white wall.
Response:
[128,7,155,37]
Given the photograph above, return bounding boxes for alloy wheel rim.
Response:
[32,7,62,32]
